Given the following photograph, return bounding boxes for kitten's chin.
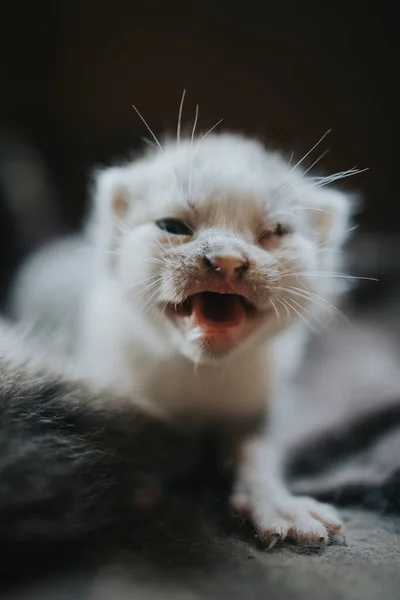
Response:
[180,343,237,366]
[176,325,269,366]
[163,291,272,363]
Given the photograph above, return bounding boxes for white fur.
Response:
[11,132,352,545]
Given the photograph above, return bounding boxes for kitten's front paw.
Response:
[232,492,343,549]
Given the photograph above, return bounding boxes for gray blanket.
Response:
[285,311,400,515]
[5,510,400,600]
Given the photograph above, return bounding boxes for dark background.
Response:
[0,0,398,296]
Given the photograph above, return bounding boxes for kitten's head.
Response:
[91,133,353,364]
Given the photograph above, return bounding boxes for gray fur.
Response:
[0,319,210,544]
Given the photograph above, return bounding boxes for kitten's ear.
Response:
[308,187,359,246]
[87,166,130,250]
[95,166,129,219]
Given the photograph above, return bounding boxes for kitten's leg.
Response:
[231,435,343,548]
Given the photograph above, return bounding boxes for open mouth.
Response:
[174,292,257,329]
[166,291,264,353]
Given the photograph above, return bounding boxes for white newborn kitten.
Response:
[13,132,352,546]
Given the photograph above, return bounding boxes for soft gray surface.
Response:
[6,511,400,600]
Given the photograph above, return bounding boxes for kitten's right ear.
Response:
[94,166,129,218]
[89,166,130,251]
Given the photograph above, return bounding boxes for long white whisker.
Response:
[276,297,292,323]
[310,168,368,187]
[166,234,174,251]
[131,279,160,298]
[296,206,335,216]
[131,280,161,303]
[272,136,329,203]
[191,104,199,145]
[278,285,351,325]
[137,286,162,314]
[115,221,130,235]
[177,89,186,144]
[290,129,331,172]
[132,255,166,266]
[284,298,317,332]
[301,149,330,177]
[183,221,195,234]
[269,298,281,325]
[153,235,169,255]
[317,224,359,248]
[346,224,360,234]
[285,296,333,334]
[127,274,162,291]
[197,118,224,144]
[140,136,158,150]
[188,104,200,195]
[273,210,299,219]
[132,104,163,153]
[190,117,224,199]
[279,271,378,282]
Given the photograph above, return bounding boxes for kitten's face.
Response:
[94,134,350,364]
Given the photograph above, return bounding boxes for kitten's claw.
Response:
[267,536,280,550]
[232,492,343,549]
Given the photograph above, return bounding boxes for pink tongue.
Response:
[191,292,245,328]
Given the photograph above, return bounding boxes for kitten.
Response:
[12,132,354,546]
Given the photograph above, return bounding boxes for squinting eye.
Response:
[156,219,192,236]
[273,223,290,236]
[259,223,290,243]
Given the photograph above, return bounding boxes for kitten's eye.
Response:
[156,219,192,236]
[259,223,291,244]
[273,223,290,236]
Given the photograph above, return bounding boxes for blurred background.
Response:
[0,0,398,307]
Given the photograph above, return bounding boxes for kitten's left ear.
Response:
[309,187,359,246]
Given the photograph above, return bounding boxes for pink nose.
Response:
[203,253,249,279]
